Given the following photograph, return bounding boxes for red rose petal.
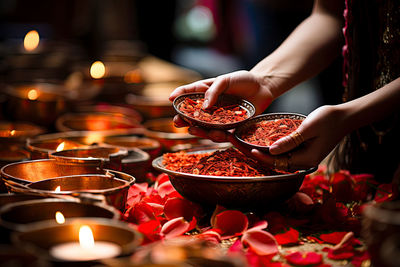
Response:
[128,183,148,198]
[274,227,299,245]
[157,180,177,198]
[137,219,162,244]
[196,229,222,244]
[164,197,203,221]
[160,216,196,239]
[319,232,348,244]
[374,183,395,202]
[285,251,323,266]
[156,173,170,185]
[241,229,279,256]
[213,210,249,239]
[323,247,354,260]
[249,220,268,231]
[131,202,157,224]
[210,205,227,227]
[330,171,354,202]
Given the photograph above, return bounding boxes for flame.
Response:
[79,225,95,249]
[84,132,103,145]
[54,186,61,192]
[55,211,65,224]
[24,30,40,51]
[27,89,39,100]
[90,61,105,79]
[9,130,16,136]
[56,142,65,152]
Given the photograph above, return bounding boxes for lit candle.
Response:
[49,225,121,261]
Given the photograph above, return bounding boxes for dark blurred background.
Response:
[0,0,343,116]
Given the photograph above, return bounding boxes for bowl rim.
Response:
[172,92,256,130]
[152,149,316,182]
[234,112,307,151]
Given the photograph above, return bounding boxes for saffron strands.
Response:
[179,97,248,124]
[163,148,279,177]
[241,118,303,147]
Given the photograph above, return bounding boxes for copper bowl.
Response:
[0,121,45,144]
[55,112,144,132]
[234,113,306,152]
[144,118,199,151]
[0,198,120,232]
[152,149,316,210]
[1,159,104,186]
[12,218,142,264]
[173,93,255,130]
[26,130,145,159]
[7,171,134,211]
[362,201,400,267]
[101,135,162,161]
[119,148,151,183]
[49,146,129,171]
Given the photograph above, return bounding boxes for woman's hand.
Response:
[251,105,349,171]
[170,70,276,142]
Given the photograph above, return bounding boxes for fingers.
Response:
[203,75,231,109]
[169,78,215,101]
[173,115,189,128]
[269,130,306,155]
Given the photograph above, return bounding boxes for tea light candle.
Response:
[50,225,121,261]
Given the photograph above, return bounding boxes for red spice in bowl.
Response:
[234,113,306,151]
[173,93,255,130]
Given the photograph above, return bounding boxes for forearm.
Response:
[251,0,344,98]
[339,77,400,132]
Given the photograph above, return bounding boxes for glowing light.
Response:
[56,142,65,152]
[124,69,142,84]
[9,130,16,136]
[85,132,104,145]
[55,211,65,224]
[27,89,39,100]
[24,30,40,51]
[90,61,106,79]
[54,186,61,192]
[79,225,95,249]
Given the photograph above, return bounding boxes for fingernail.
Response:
[202,99,209,109]
[269,144,278,153]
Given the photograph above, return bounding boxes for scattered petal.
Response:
[164,197,203,221]
[161,216,197,239]
[241,229,279,256]
[274,227,299,245]
[285,251,322,266]
[213,210,249,239]
[319,232,349,244]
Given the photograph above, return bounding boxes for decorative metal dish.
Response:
[234,113,306,152]
[173,93,255,130]
[152,149,316,210]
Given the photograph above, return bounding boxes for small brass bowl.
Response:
[173,93,255,130]
[0,198,120,232]
[12,218,142,263]
[1,159,103,186]
[0,121,45,144]
[25,172,134,211]
[101,135,162,161]
[26,130,145,159]
[152,149,316,210]
[234,113,306,152]
[49,146,129,171]
[144,118,199,151]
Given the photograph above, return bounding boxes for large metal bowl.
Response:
[152,150,316,210]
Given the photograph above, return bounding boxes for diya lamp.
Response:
[1,159,134,211]
[12,218,142,264]
[0,198,120,243]
[143,118,200,152]
[49,146,129,172]
[27,136,88,160]
[0,121,45,174]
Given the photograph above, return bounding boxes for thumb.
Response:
[269,130,305,155]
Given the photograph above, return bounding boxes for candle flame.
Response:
[54,186,61,192]
[84,132,103,145]
[79,225,95,249]
[9,130,16,136]
[55,211,65,224]
[24,30,40,51]
[56,142,65,152]
[90,61,105,79]
[27,89,39,100]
